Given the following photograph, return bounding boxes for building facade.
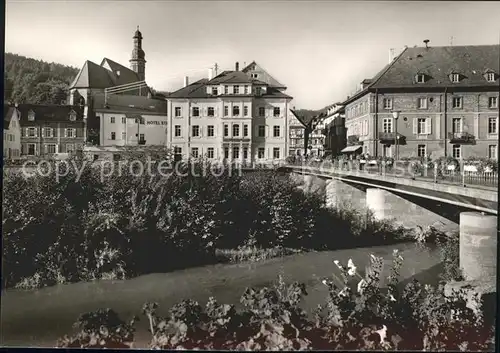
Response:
[166,62,293,162]
[323,104,347,157]
[14,104,85,158]
[343,43,499,160]
[3,107,22,159]
[93,93,167,146]
[288,109,305,156]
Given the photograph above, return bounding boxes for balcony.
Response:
[378,132,406,145]
[448,132,475,144]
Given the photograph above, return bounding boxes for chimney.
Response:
[208,68,213,80]
[388,48,395,63]
[235,62,239,71]
[116,70,121,77]
[423,39,430,49]
[183,76,189,87]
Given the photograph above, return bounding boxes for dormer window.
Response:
[486,72,497,82]
[415,73,426,83]
[28,110,35,121]
[69,110,77,121]
[450,73,461,83]
[212,86,218,95]
[251,73,258,79]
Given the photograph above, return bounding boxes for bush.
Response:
[59,253,495,350]
[3,159,414,290]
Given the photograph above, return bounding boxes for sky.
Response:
[5,0,500,109]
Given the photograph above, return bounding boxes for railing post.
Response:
[434,163,438,183]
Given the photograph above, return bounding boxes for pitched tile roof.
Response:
[167,76,292,99]
[70,58,140,89]
[92,93,167,115]
[373,45,500,89]
[11,104,85,123]
[342,44,500,105]
[4,107,16,129]
[241,61,286,88]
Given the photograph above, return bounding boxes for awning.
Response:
[341,145,362,153]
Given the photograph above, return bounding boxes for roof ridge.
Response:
[370,46,409,88]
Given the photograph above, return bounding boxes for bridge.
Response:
[279,163,497,231]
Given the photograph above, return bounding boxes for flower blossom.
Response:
[374,325,388,343]
[347,259,357,276]
[357,279,367,294]
[338,286,349,297]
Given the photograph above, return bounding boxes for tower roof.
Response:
[134,25,142,39]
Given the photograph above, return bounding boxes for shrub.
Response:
[59,253,495,350]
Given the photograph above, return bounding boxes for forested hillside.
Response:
[4,53,79,105]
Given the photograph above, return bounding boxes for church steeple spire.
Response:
[130,26,146,81]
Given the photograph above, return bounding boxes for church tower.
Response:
[130,26,146,81]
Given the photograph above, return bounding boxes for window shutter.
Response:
[44,144,48,154]
[203,107,207,116]
[426,118,432,134]
[35,128,38,138]
[265,125,269,137]
[199,126,203,137]
[460,118,463,132]
[413,118,418,134]
[64,129,67,138]
[216,107,220,117]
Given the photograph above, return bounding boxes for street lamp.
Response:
[392,110,400,160]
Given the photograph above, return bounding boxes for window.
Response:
[139,133,145,141]
[207,147,214,159]
[66,144,75,154]
[174,125,181,137]
[207,125,214,137]
[244,106,249,116]
[212,87,218,95]
[192,107,200,117]
[28,110,35,121]
[122,132,126,140]
[174,146,182,155]
[258,147,265,159]
[243,124,249,137]
[224,147,229,159]
[234,86,239,94]
[417,145,426,157]
[110,117,115,124]
[258,125,265,137]
[43,128,54,138]
[258,107,265,117]
[417,118,427,134]
[191,147,199,158]
[66,128,76,138]
[450,73,460,83]
[488,117,497,134]
[243,147,248,159]
[122,117,126,124]
[273,125,280,137]
[27,143,36,156]
[488,97,498,109]
[175,107,182,117]
[273,148,280,159]
[251,73,258,79]
[383,98,392,110]
[192,125,200,137]
[224,106,229,116]
[46,144,56,154]
[233,106,240,116]
[363,121,368,136]
[111,132,116,140]
[452,97,463,108]
[416,74,425,83]
[232,124,240,137]
[273,107,280,117]
[27,127,37,137]
[488,145,497,159]
[452,145,461,159]
[244,85,249,94]
[208,107,215,117]
[69,112,77,121]
[452,118,462,133]
[224,85,228,94]
[382,118,393,133]
[418,98,428,109]
[224,124,229,137]
[233,147,240,159]
[255,87,262,95]
[486,72,496,82]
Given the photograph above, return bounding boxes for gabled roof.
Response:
[101,58,141,86]
[11,104,85,123]
[208,71,260,85]
[241,61,286,88]
[70,58,141,89]
[4,107,16,129]
[92,93,167,115]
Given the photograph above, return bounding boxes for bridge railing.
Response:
[284,159,498,189]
